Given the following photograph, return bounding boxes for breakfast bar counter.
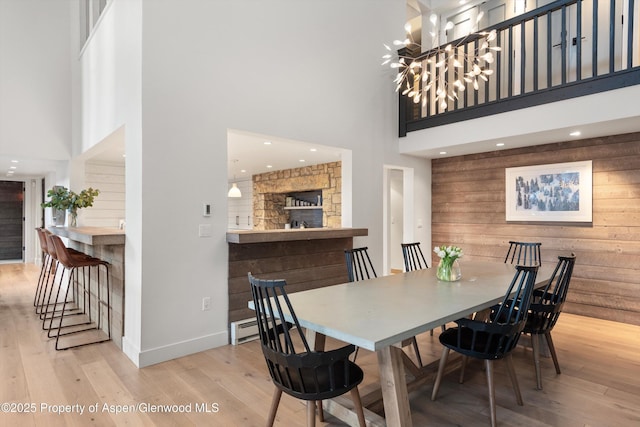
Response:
[226,228,368,332]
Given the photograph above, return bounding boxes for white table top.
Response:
[252,260,554,352]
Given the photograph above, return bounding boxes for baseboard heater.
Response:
[230,317,287,345]
[230,317,260,345]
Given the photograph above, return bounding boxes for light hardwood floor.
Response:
[1,262,639,426]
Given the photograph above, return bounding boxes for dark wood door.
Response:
[0,181,24,261]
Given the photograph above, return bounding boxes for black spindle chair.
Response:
[402,242,446,338]
[401,242,429,271]
[504,241,542,266]
[431,265,539,427]
[524,254,576,390]
[248,273,366,427]
[345,247,376,282]
[345,247,423,366]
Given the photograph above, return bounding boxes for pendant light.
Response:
[228,182,242,198]
[228,159,242,198]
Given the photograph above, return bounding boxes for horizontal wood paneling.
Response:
[84,161,125,228]
[432,132,640,326]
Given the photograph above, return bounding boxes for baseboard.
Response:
[122,330,229,368]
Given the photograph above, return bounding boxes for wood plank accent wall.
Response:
[228,237,352,326]
[431,132,640,326]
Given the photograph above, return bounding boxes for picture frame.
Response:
[505,160,592,223]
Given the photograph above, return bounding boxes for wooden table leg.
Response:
[305,328,326,351]
[377,345,413,427]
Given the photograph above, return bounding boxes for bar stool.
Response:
[38,231,89,326]
[46,234,111,350]
[34,228,53,313]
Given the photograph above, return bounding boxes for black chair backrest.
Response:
[457,265,539,360]
[505,241,542,266]
[402,242,429,272]
[526,254,576,334]
[345,247,377,282]
[248,273,359,400]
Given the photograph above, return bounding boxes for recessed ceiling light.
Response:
[440,151,447,155]
[299,159,306,162]
[9,166,16,169]
[266,165,273,168]
[310,148,317,152]
[240,169,246,173]
[264,141,272,145]
[569,131,581,137]
[496,143,505,147]
[11,160,18,163]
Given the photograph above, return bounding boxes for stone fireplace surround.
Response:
[252,161,341,230]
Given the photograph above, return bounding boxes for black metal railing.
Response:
[400,0,640,136]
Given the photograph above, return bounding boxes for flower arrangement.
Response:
[42,186,100,227]
[434,245,463,281]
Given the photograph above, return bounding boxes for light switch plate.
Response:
[199,224,212,237]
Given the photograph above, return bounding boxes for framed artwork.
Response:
[505,160,592,223]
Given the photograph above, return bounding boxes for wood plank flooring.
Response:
[1,262,639,426]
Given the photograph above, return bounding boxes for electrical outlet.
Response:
[202,296,211,311]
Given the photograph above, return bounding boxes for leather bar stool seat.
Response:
[46,234,111,350]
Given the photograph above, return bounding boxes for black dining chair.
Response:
[345,247,376,282]
[524,254,576,390]
[431,265,539,427]
[402,242,445,338]
[504,241,542,266]
[248,273,366,427]
[345,247,423,366]
[401,242,429,271]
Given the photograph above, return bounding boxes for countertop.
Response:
[226,227,368,244]
[48,226,125,246]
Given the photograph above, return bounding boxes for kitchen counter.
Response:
[226,227,368,244]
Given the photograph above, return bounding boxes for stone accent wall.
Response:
[253,161,341,229]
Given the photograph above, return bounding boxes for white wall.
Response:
[81,0,432,367]
[0,0,72,162]
[79,0,144,365]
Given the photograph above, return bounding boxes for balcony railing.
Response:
[400,0,640,137]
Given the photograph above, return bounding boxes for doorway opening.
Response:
[383,166,414,275]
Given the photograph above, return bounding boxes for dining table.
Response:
[249,259,554,427]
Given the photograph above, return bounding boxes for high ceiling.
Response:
[227,130,345,182]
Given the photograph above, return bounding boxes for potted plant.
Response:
[42,186,100,227]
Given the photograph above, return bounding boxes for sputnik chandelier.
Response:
[382,13,500,111]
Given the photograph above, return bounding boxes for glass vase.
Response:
[68,209,78,227]
[436,258,461,282]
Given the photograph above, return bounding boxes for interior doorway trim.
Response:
[382,165,414,275]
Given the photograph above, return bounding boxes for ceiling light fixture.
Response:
[382,15,500,111]
[228,159,242,198]
[569,131,581,137]
[496,143,505,147]
[264,141,272,145]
